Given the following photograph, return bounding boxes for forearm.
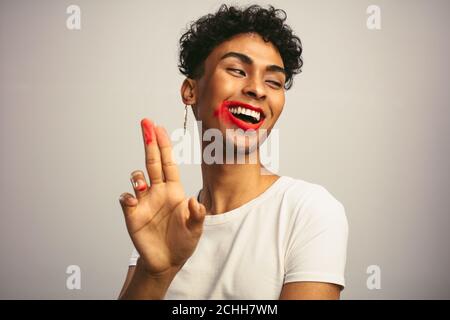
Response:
[119,259,179,300]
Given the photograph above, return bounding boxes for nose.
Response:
[242,76,266,101]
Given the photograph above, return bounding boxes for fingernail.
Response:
[141,119,153,145]
[131,178,147,191]
[136,180,147,191]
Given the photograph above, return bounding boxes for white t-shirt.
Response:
[128,176,349,299]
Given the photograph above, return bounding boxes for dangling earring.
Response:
[183,104,188,135]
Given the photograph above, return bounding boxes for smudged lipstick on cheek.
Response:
[213,102,233,126]
[213,100,265,131]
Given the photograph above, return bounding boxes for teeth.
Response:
[229,105,262,122]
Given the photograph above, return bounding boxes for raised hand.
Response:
[119,118,206,276]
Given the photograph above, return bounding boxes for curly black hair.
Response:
[178,4,303,90]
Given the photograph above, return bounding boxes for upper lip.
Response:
[225,100,266,119]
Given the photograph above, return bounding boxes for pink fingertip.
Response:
[141,118,154,145]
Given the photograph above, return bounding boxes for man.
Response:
[118,4,348,300]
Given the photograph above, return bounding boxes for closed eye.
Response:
[267,80,282,88]
[227,68,283,88]
[227,68,246,76]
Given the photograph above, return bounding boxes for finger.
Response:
[130,170,149,200]
[155,126,180,183]
[119,192,138,215]
[186,197,206,234]
[141,118,164,185]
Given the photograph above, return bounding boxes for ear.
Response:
[181,78,197,106]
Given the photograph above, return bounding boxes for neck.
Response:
[199,153,278,215]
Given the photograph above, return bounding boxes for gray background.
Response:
[1,0,449,299]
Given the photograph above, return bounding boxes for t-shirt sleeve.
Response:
[128,247,140,267]
[284,185,349,290]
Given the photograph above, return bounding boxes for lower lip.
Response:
[214,101,265,130]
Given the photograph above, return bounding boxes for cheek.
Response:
[271,95,285,120]
[198,72,237,116]
[208,71,237,98]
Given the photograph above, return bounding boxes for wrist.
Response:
[136,258,182,281]
[121,260,181,300]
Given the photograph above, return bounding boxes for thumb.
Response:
[119,192,138,222]
[186,197,206,233]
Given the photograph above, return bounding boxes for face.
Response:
[182,32,286,154]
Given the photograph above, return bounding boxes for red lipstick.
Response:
[214,100,265,130]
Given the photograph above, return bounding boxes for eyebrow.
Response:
[220,51,286,77]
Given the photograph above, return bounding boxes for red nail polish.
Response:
[141,119,153,145]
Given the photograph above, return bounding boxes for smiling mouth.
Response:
[228,106,262,124]
[222,100,266,129]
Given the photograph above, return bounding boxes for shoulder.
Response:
[280,176,348,229]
